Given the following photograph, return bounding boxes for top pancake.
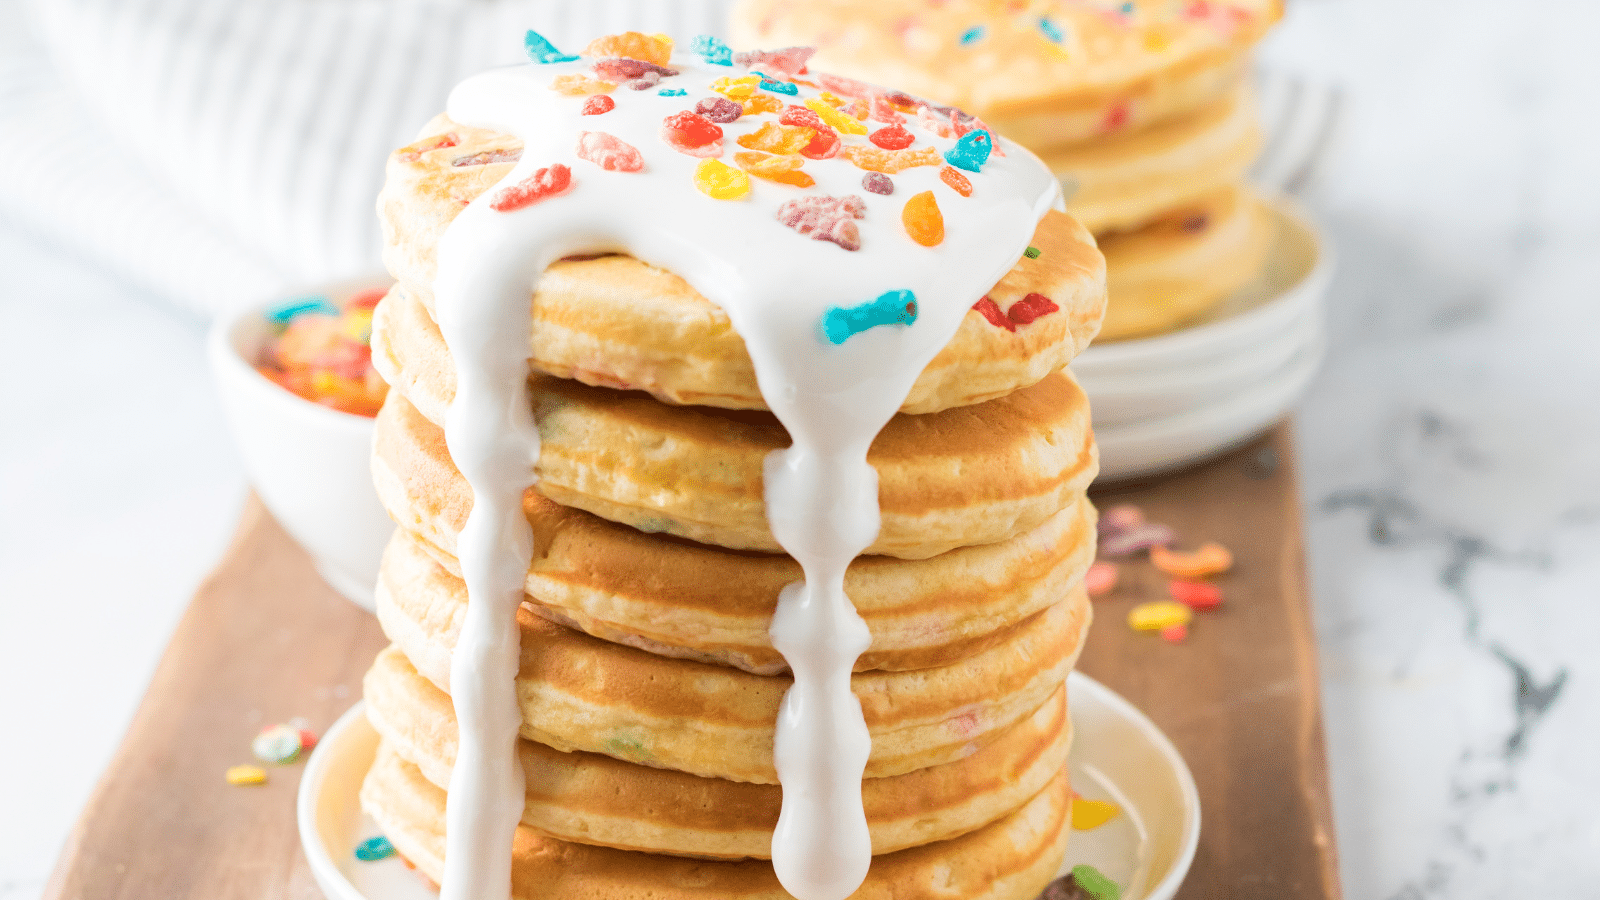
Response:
[379,117,1105,415]
[729,0,1280,150]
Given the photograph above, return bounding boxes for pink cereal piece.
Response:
[1084,562,1119,597]
[695,96,743,123]
[815,72,875,99]
[868,93,906,124]
[916,105,956,138]
[735,46,816,79]
[1161,623,1190,643]
[1169,579,1224,611]
[581,95,616,116]
[775,194,867,251]
[575,131,644,172]
[1098,503,1145,536]
[489,163,573,211]
[1098,522,1175,557]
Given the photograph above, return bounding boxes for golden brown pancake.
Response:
[379,117,1105,415]
[361,743,1073,900]
[365,645,1072,859]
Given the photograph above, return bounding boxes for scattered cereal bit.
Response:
[776,193,866,249]
[711,74,764,100]
[395,132,459,163]
[944,129,994,172]
[252,724,305,765]
[759,76,800,95]
[734,46,816,79]
[584,32,673,66]
[844,145,942,173]
[901,191,944,247]
[803,98,869,135]
[1102,100,1131,132]
[862,172,894,195]
[736,122,814,154]
[868,93,906,124]
[345,288,385,310]
[524,30,578,64]
[658,88,687,97]
[1037,866,1122,900]
[355,836,396,862]
[592,58,678,82]
[693,158,750,200]
[953,112,1006,156]
[1008,292,1059,325]
[695,96,742,123]
[1024,245,1041,259]
[1038,16,1067,43]
[972,296,1014,331]
[692,34,734,66]
[1128,600,1193,633]
[1069,865,1122,900]
[580,95,616,117]
[1169,579,1224,611]
[820,290,918,344]
[266,295,338,323]
[661,112,724,157]
[550,73,615,96]
[1143,28,1172,52]
[960,25,987,45]
[1152,542,1234,579]
[1099,522,1174,557]
[1121,1,1137,13]
[735,151,815,187]
[1071,796,1122,830]
[1161,623,1189,643]
[489,163,573,211]
[1084,561,1119,597]
[623,73,661,91]
[452,148,523,166]
[815,72,874,99]
[1098,504,1144,534]
[917,105,956,138]
[778,106,841,159]
[869,124,915,150]
[844,97,871,120]
[939,165,973,197]
[298,728,319,751]
[226,764,267,786]
[575,131,644,172]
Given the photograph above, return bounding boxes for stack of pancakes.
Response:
[357,109,1108,898]
[731,0,1283,342]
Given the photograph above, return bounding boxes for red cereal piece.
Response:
[1103,100,1130,132]
[346,287,387,310]
[575,131,644,172]
[1007,292,1059,325]
[869,124,915,150]
[939,165,973,196]
[695,96,743,123]
[779,106,843,160]
[972,296,1015,331]
[489,163,573,211]
[661,111,724,157]
[581,95,615,116]
[1169,579,1224,611]
[1161,623,1189,643]
[1084,561,1119,597]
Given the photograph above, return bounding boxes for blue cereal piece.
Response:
[820,290,918,345]
[355,836,396,862]
[758,76,799,95]
[265,295,338,323]
[1038,17,1066,43]
[944,130,993,172]
[691,34,734,66]
[1120,2,1137,15]
[959,26,986,45]
[658,88,687,96]
[525,30,579,64]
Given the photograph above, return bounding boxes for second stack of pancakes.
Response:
[358,104,1108,896]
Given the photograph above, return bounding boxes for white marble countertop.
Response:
[4,2,1599,898]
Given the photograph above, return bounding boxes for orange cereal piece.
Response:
[844,145,942,174]
[584,31,673,65]
[803,98,869,135]
[740,93,784,116]
[734,151,815,187]
[939,165,973,197]
[902,191,944,247]
[711,74,763,100]
[550,73,615,96]
[736,122,814,154]
[693,158,750,200]
[1151,542,1234,579]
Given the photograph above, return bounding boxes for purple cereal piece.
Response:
[592,58,678,81]
[451,148,523,167]
[862,172,893,195]
[1098,522,1175,557]
[695,96,742,123]
[776,194,867,252]
[1097,503,1146,538]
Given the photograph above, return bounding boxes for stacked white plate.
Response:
[1073,196,1332,482]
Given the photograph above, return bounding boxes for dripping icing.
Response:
[429,52,1059,900]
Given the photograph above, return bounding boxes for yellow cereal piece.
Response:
[711,75,763,101]
[341,309,373,342]
[694,158,750,200]
[583,31,673,65]
[550,73,615,96]
[1151,542,1234,579]
[226,765,268,786]
[736,123,814,155]
[902,191,944,247]
[740,94,783,116]
[1071,797,1122,830]
[804,98,869,135]
[844,144,942,174]
[1143,26,1174,53]
[734,151,815,187]
[818,91,845,108]
[1127,600,1193,632]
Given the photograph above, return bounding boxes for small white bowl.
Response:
[207,277,396,609]
[298,672,1200,900]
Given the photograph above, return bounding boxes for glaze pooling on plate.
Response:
[428,37,1059,900]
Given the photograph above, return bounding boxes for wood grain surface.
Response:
[43,424,1339,900]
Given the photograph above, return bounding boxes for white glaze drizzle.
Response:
[429,51,1059,900]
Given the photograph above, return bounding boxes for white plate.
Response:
[298,672,1199,900]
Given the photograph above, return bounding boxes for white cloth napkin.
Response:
[6,0,734,317]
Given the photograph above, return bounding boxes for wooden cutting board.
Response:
[42,423,1339,900]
